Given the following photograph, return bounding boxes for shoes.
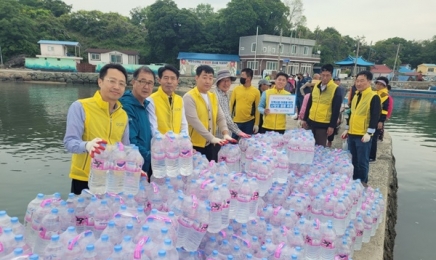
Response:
[292,115,298,120]
[369,159,376,163]
[362,182,368,188]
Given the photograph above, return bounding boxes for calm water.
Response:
[0,83,435,258]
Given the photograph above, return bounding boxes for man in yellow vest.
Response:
[341,71,381,186]
[230,68,260,138]
[369,76,390,162]
[64,64,130,194]
[257,72,291,134]
[147,64,188,134]
[183,65,235,162]
[302,64,342,146]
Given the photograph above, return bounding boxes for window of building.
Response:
[429,68,435,72]
[110,54,122,64]
[300,63,312,74]
[263,47,267,53]
[291,45,297,54]
[247,61,259,71]
[289,63,300,75]
[47,46,54,51]
[251,43,257,52]
[91,54,100,61]
[272,48,276,53]
[266,61,278,71]
[303,46,309,55]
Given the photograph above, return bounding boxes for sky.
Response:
[63,0,436,44]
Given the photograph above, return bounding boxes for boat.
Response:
[389,86,436,99]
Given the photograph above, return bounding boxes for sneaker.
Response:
[369,159,376,163]
[292,115,298,120]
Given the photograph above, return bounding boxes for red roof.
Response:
[371,64,393,74]
[86,48,139,55]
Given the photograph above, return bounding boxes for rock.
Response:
[5,54,26,68]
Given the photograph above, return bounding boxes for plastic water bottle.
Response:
[164,131,179,177]
[305,221,321,260]
[179,134,193,176]
[320,222,336,260]
[42,235,63,260]
[335,238,352,260]
[89,143,109,195]
[353,217,364,250]
[362,211,373,243]
[93,200,111,238]
[101,221,122,246]
[184,204,210,252]
[23,194,44,239]
[106,143,126,194]
[109,245,124,260]
[0,228,16,257]
[274,150,289,184]
[59,226,77,247]
[1,247,24,260]
[81,244,98,259]
[208,186,223,233]
[123,145,144,195]
[156,250,170,260]
[34,208,61,255]
[9,217,24,237]
[333,198,348,236]
[14,234,32,255]
[94,234,113,259]
[151,135,166,178]
[235,179,253,224]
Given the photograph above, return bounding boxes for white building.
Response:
[86,48,139,65]
[36,40,83,62]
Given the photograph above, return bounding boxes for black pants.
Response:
[259,128,285,134]
[369,129,381,160]
[194,144,221,162]
[71,179,89,195]
[311,127,328,147]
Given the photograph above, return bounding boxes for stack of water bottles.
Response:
[151,131,194,178]
[1,129,385,259]
[89,142,144,196]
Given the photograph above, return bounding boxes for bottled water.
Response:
[59,226,78,247]
[179,133,193,176]
[9,217,24,236]
[220,184,231,229]
[1,247,24,260]
[320,222,336,260]
[362,211,373,243]
[208,186,223,233]
[81,244,98,260]
[274,150,289,184]
[0,228,16,258]
[14,234,32,255]
[106,143,126,194]
[93,200,111,238]
[151,135,166,178]
[123,145,144,195]
[333,198,348,236]
[164,131,179,177]
[305,221,321,260]
[235,179,253,224]
[101,221,121,246]
[89,143,109,195]
[34,208,61,255]
[109,245,124,260]
[184,204,210,252]
[23,194,44,240]
[42,235,63,260]
[335,238,352,260]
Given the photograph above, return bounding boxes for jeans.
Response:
[232,119,255,139]
[348,135,372,183]
[296,95,303,112]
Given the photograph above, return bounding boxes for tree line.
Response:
[1,0,435,69]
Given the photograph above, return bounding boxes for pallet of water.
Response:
[0,130,384,260]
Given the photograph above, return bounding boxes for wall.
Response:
[40,44,66,57]
[24,58,77,72]
[94,64,163,75]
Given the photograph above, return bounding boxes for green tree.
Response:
[18,0,71,17]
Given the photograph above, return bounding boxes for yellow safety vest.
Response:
[187,87,219,148]
[262,88,290,130]
[149,86,183,134]
[309,80,338,123]
[349,87,377,135]
[69,91,128,181]
[377,88,389,115]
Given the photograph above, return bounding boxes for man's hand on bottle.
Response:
[211,137,227,146]
[223,134,237,144]
[237,132,251,138]
[85,138,107,158]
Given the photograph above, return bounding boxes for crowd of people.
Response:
[63,63,393,194]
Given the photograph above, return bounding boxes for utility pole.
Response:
[353,40,360,76]
[254,26,259,76]
[0,46,3,66]
[277,28,283,72]
[392,44,401,80]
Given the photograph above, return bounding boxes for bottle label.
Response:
[230,189,238,198]
[321,239,335,249]
[94,219,108,230]
[356,229,364,237]
[373,217,378,224]
[178,216,193,228]
[222,199,230,209]
[0,242,3,253]
[91,158,106,170]
[193,221,208,232]
[335,254,349,260]
[76,215,89,227]
[237,193,251,203]
[251,191,259,201]
[180,149,193,158]
[39,228,55,240]
[305,235,315,246]
[87,217,94,227]
[113,160,126,171]
[210,202,222,212]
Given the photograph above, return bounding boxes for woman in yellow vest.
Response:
[341,71,381,186]
[64,64,130,194]
[257,72,291,134]
[147,64,188,134]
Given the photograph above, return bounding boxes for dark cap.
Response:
[333,77,341,81]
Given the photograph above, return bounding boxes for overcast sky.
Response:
[63,0,436,44]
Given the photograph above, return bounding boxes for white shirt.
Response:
[200,93,210,107]
[146,96,189,136]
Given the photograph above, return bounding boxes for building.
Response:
[177,52,240,76]
[371,64,393,79]
[86,48,140,66]
[25,40,83,72]
[417,64,436,76]
[238,34,321,76]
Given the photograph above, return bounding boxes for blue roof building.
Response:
[177,52,240,76]
[335,55,375,67]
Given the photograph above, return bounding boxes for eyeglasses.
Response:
[136,79,154,87]
[105,78,126,88]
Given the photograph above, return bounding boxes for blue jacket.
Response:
[119,90,152,173]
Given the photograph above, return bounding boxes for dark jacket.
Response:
[119,90,152,173]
